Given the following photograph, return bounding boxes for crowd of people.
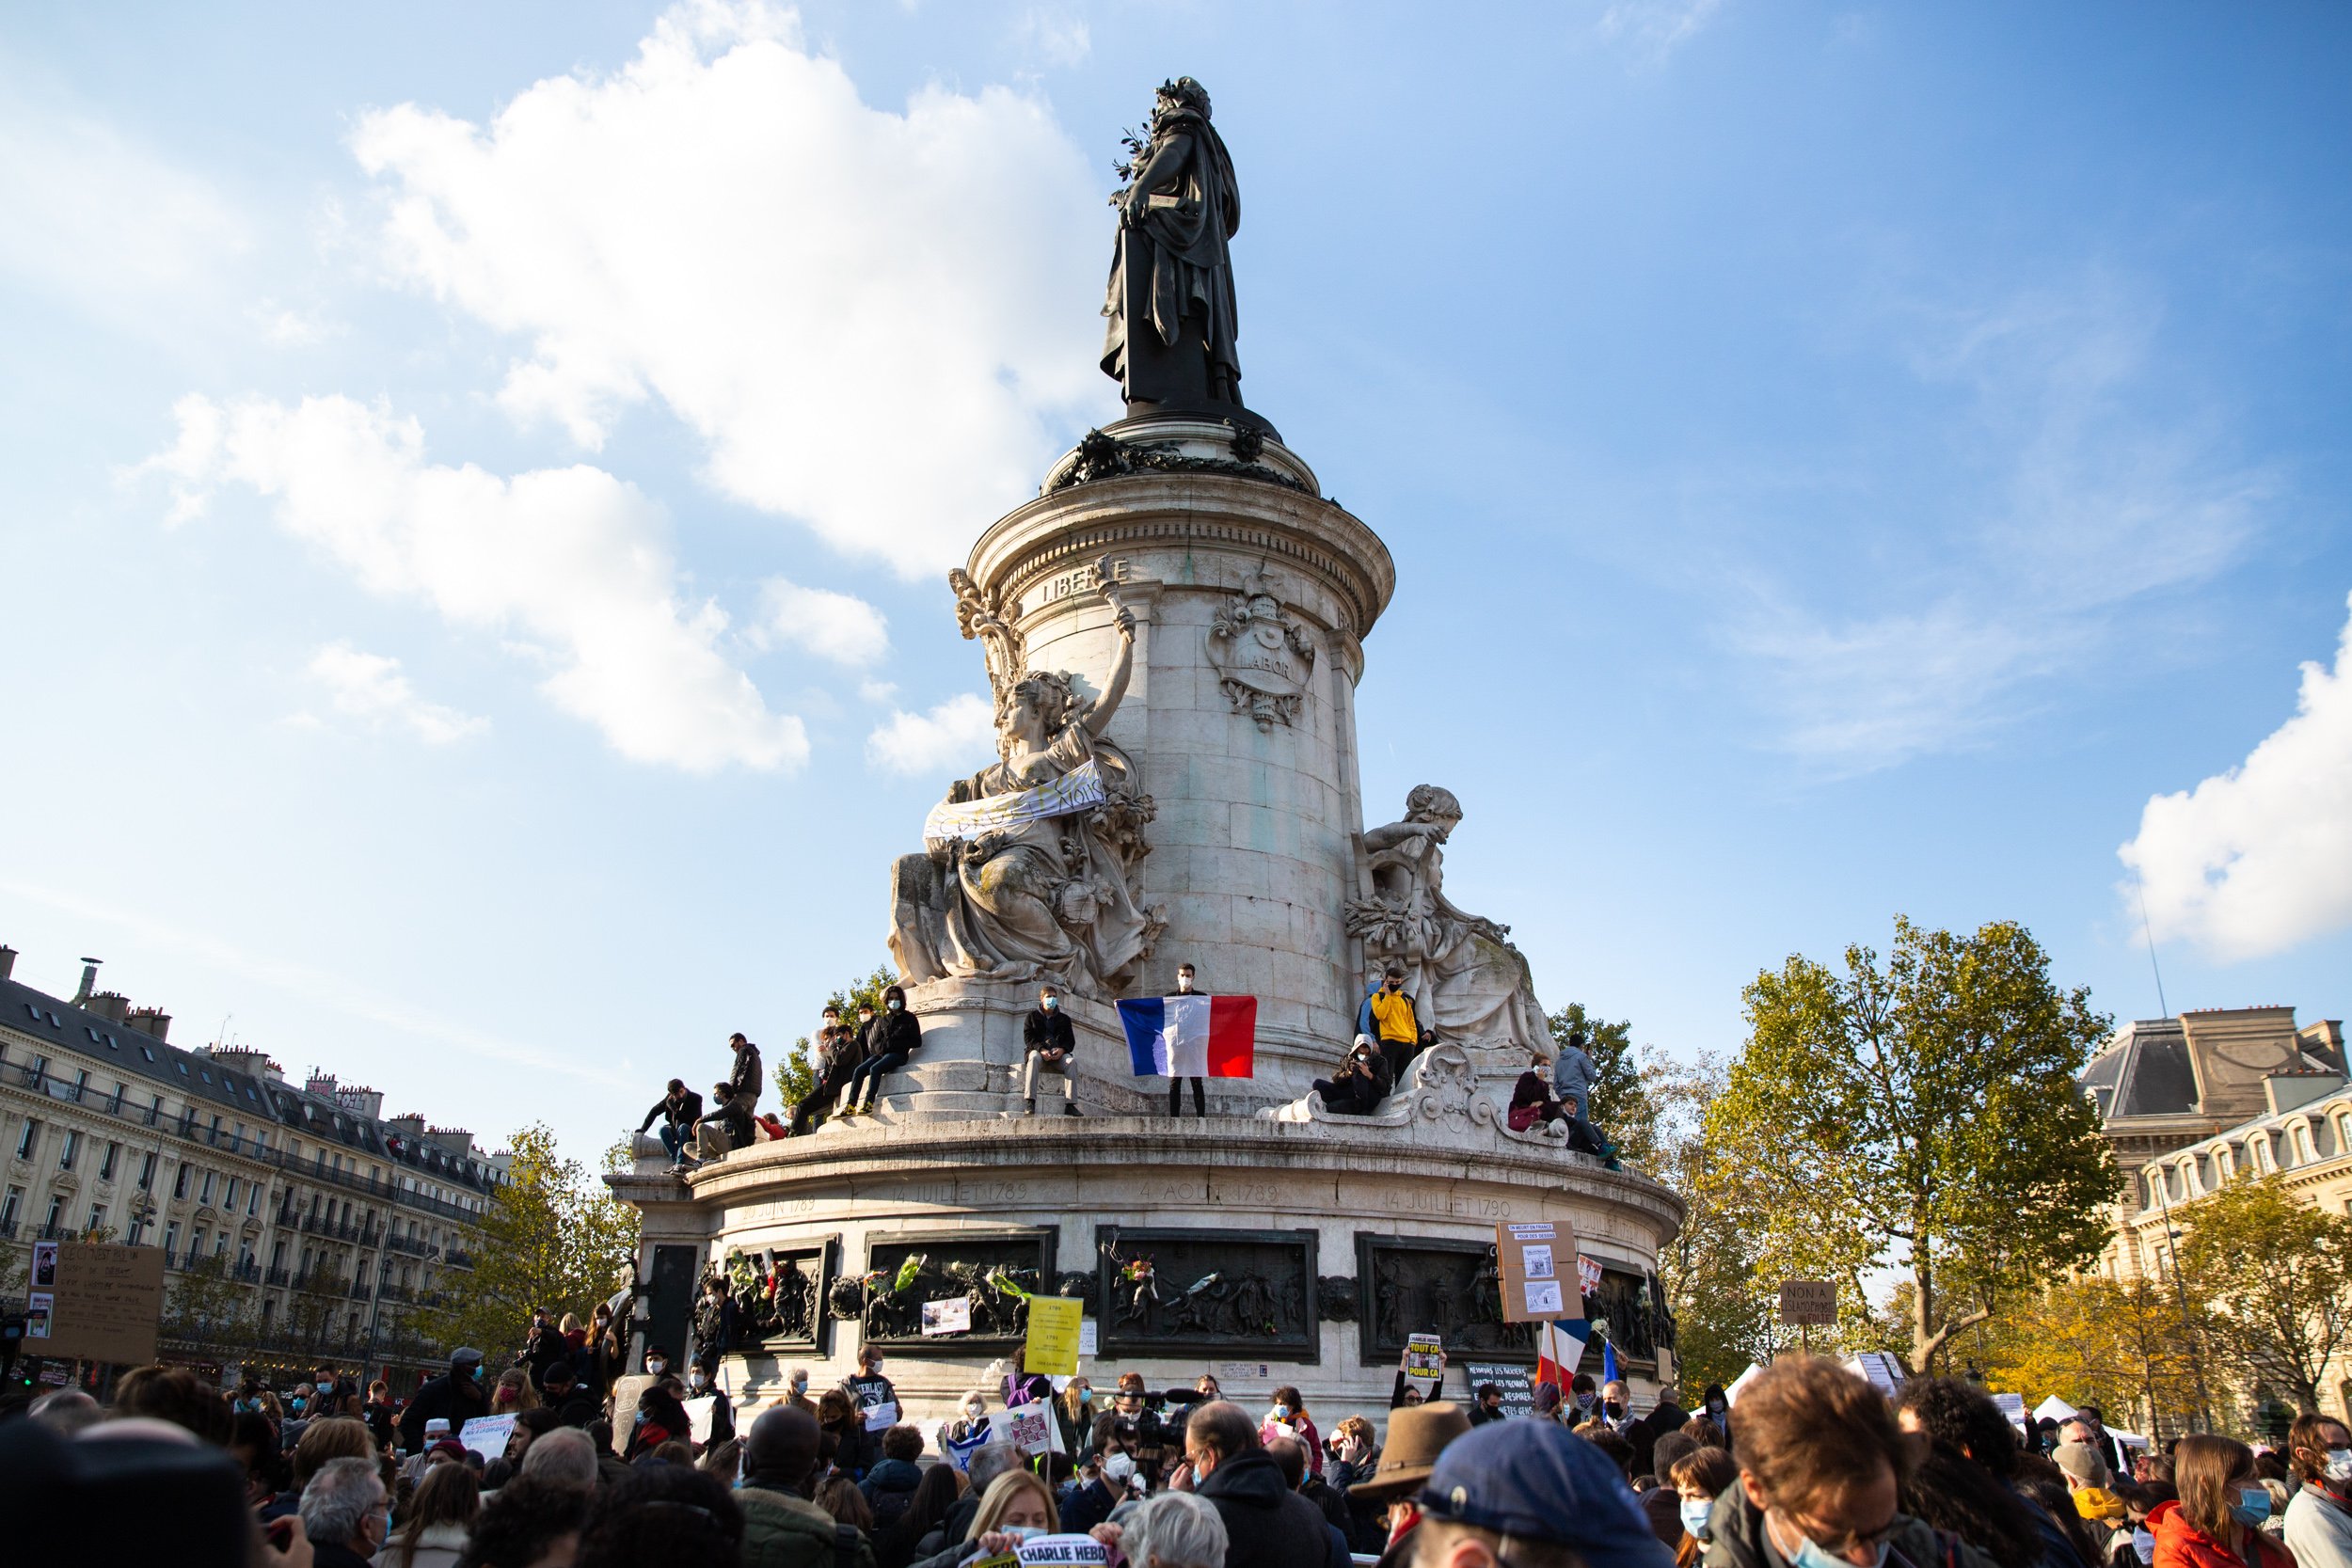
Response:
[639,967,1624,1173]
[6,1340,2350,1568]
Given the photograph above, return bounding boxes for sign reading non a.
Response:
[1460,1360,1535,1419]
[42,1243,166,1365]
[1496,1222,1581,1325]
[1777,1279,1837,1327]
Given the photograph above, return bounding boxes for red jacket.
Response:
[2151,1497,2296,1568]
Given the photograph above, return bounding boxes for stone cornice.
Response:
[968,476,1397,642]
[616,1116,1686,1243]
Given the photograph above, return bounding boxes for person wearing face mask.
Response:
[1022,982,1082,1116]
[1166,963,1209,1117]
[1259,1386,1324,1478]
[840,986,923,1117]
[2285,1413,2352,1568]
[399,1348,489,1456]
[962,1468,1062,1562]
[1055,1377,1094,1453]
[2148,1435,2292,1568]
[1600,1379,1634,1431]
[784,1365,816,1415]
[1698,1355,1996,1568]
[793,1006,864,1135]
[834,1345,898,1479]
[1673,1448,1741,1567]
[298,1455,390,1568]
[687,1360,735,1445]
[1062,1446,1131,1533]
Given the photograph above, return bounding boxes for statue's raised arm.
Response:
[1086,560,1139,736]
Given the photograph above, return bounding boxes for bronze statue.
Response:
[1102,77,1259,426]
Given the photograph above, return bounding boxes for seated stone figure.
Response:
[1345,784,1550,1053]
[889,584,1163,996]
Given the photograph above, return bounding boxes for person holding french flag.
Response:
[1118,960,1256,1117]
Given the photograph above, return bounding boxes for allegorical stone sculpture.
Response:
[1206,564,1315,730]
[887,561,1165,995]
[1101,76,1259,426]
[1346,785,1551,1053]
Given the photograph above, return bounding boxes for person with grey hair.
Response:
[299,1453,389,1568]
[1106,1491,1231,1568]
[517,1427,600,1491]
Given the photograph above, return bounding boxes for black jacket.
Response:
[1060,1477,1120,1535]
[728,1042,763,1101]
[1023,1008,1076,1055]
[397,1368,489,1453]
[705,1100,755,1148]
[1198,1449,1349,1568]
[639,1090,704,1133]
[550,1386,601,1428]
[866,1009,921,1060]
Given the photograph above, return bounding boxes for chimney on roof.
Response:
[305,1070,339,1098]
[207,1045,277,1079]
[125,1006,172,1042]
[87,990,132,1024]
[72,958,101,1006]
[425,1127,475,1157]
[0,945,15,981]
[387,1113,427,1139]
[334,1085,385,1120]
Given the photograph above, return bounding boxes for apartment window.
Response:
[198,1172,215,1205]
[125,1216,146,1244]
[260,1298,274,1324]
[173,1164,191,1199]
[0,1186,20,1228]
[2296,1124,2318,1163]
[209,1115,222,1144]
[86,1202,105,1232]
[43,1193,66,1232]
[270,1239,287,1269]
[192,1226,205,1258]
[164,1220,181,1258]
[14,1119,37,1159]
[300,1246,314,1275]
[214,1231,228,1257]
[224,1178,240,1211]
[246,1183,261,1217]
[100,1142,119,1180]
[58,1130,79,1171]
[73,1068,90,1101]
[136,1150,157,1190]
[151,1094,165,1122]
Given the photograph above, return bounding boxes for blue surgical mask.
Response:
[1273,1404,1291,1418]
[887,999,902,1011]
[1681,1499,1715,1541]
[1003,1526,1045,1544]
[1795,1540,1889,1568]
[1042,997,1058,1010]
[2132,1528,2155,1565]
[2233,1488,2271,1528]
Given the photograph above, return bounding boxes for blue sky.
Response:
[5,1,2351,1165]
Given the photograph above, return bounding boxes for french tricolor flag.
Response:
[1118,994,1257,1078]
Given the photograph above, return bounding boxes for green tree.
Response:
[164,1251,254,1349]
[2178,1175,2352,1416]
[775,964,898,1111]
[1549,1004,1660,1167]
[1979,1274,2206,1436]
[1648,1051,1777,1396]
[415,1125,641,1363]
[1707,917,2118,1373]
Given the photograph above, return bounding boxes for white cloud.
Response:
[2120,593,2352,961]
[0,82,250,322]
[866,692,995,775]
[348,0,1108,578]
[143,393,807,773]
[1597,0,1726,59]
[1736,277,2270,773]
[1012,8,1091,67]
[305,641,487,744]
[754,577,889,667]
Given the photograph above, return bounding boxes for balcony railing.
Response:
[265,1265,291,1287]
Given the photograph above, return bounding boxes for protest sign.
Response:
[1846,1352,1906,1397]
[25,1292,53,1340]
[685,1395,721,1445]
[1497,1223,1581,1323]
[1991,1391,2026,1429]
[1014,1536,1110,1565]
[1576,1255,1605,1295]
[609,1374,656,1452]
[40,1243,166,1364]
[1401,1334,1445,1401]
[32,1241,57,1288]
[863,1398,901,1432]
[1004,1402,1060,1456]
[1025,1295,1083,1376]
[1079,1317,1099,1359]
[1461,1360,1534,1418]
[458,1414,516,1461]
[1778,1280,1837,1326]
[922,1298,972,1337]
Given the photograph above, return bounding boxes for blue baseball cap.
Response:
[1418,1420,1678,1568]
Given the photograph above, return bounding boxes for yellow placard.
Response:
[1025,1295,1084,1376]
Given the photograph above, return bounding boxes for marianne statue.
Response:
[1101,77,1263,428]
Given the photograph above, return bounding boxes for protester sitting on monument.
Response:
[840,985,922,1117]
[792,1004,865,1134]
[1022,981,1082,1116]
[1314,1034,1394,1115]
[1517,1045,1612,1162]
[1359,966,1429,1086]
[691,1081,756,1163]
[636,1079,704,1168]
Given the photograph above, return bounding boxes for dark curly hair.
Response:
[577,1464,742,1568]
[1899,1438,2046,1568]
[1896,1376,2020,1478]
[458,1476,591,1568]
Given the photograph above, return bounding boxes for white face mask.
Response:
[1177,975,1194,992]
[1104,1453,1136,1485]
[647,1360,667,1375]
[2328,1449,2352,1484]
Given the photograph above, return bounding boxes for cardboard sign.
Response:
[1004,1402,1060,1456]
[458,1414,516,1461]
[1015,1536,1110,1565]
[863,1398,901,1433]
[40,1243,166,1364]
[1025,1295,1084,1377]
[1401,1334,1445,1401]
[609,1374,656,1452]
[1778,1280,1837,1326]
[922,1298,972,1337]
[1461,1360,1534,1418]
[1497,1223,1581,1324]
